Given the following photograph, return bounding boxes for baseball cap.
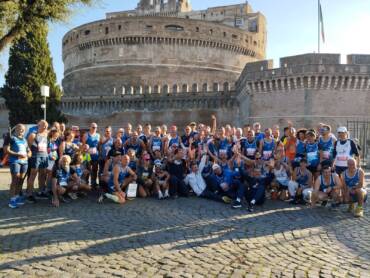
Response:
[337,126,347,133]
[154,159,162,166]
[212,164,221,171]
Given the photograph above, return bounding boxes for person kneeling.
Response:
[52,155,74,207]
[69,152,92,199]
[105,155,137,204]
[311,165,342,208]
[184,154,231,203]
[341,158,367,217]
[288,159,313,204]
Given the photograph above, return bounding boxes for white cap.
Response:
[337,126,348,133]
[212,164,221,171]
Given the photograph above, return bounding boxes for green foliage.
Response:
[0,0,93,52]
[1,21,66,126]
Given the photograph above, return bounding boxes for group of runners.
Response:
[4,116,367,217]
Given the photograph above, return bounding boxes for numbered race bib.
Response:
[322,151,330,159]
[307,152,317,162]
[246,148,256,156]
[337,155,348,162]
[152,145,160,151]
[89,147,97,155]
[126,183,138,198]
[59,180,68,186]
[38,142,47,153]
[263,150,272,159]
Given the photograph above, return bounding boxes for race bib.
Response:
[126,183,138,198]
[263,150,272,159]
[337,155,348,161]
[38,142,47,153]
[59,181,68,186]
[307,152,317,162]
[322,151,330,159]
[89,147,97,155]
[152,145,160,151]
[247,148,256,156]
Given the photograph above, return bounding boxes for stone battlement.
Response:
[237,53,370,94]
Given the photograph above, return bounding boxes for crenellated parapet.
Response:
[237,54,370,95]
[236,53,370,129]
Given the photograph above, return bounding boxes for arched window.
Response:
[192,83,198,92]
[223,82,229,92]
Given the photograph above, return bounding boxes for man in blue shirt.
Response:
[205,163,245,209]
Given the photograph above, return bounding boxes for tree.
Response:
[0,0,93,53]
[1,21,66,126]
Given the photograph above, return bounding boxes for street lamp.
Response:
[40,85,50,121]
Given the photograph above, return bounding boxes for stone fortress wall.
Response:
[237,53,370,129]
[61,0,266,97]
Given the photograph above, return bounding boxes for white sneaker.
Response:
[68,192,78,200]
[158,191,164,200]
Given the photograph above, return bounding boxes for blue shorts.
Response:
[335,166,347,175]
[350,189,368,203]
[10,163,28,174]
[29,156,49,169]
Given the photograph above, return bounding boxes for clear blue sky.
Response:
[1,0,370,86]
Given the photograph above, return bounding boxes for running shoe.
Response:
[347,203,355,213]
[231,200,242,209]
[248,204,254,212]
[321,200,328,207]
[16,195,25,206]
[354,206,364,218]
[26,195,37,204]
[68,192,78,200]
[222,196,232,204]
[60,195,70,203]
[8,198,18,209]
[36,191,49,200]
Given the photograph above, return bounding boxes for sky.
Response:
[1,0,370,86]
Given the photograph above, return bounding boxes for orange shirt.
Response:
[284,137,297,161]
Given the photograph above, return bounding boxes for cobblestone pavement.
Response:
[0,169,369,278]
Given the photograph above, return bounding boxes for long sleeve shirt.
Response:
[184,155,207,196]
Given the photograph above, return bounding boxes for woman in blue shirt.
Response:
[6,124,31,208]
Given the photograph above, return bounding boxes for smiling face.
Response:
[15,124,25,138]
[38,120,48,133]
[121,155,130,167]
[90,123,98,133]
[347,158,356,171]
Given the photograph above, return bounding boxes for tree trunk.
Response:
[0,23,23,52]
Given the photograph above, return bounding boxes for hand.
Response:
[18,153,27,159]
[52,197,60,207]
[211,115,216,120]
[220,182,229,191]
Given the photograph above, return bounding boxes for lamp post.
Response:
[40,85,50,121]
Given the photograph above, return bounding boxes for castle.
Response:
[0,1,369,136]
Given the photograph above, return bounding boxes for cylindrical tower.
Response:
[62,1,266,97]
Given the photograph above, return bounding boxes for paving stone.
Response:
[0,172,369,277]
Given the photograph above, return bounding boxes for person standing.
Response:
[27,120,49,202]
[83,123,101,188]
[333,126,359,175]
[6,124,31,208]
